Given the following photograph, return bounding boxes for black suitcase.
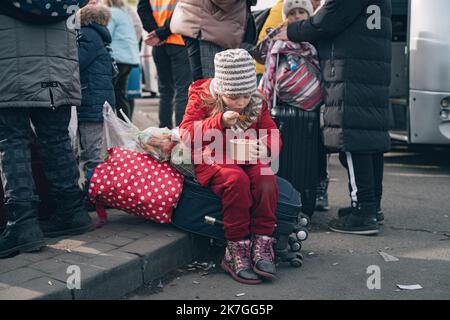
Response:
[172,176,309,267]
[271,104,320,217]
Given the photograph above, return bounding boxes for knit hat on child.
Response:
[213,49,257,97]
[282,0,314,20]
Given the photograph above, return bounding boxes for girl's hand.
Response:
[248,141,269,162]
[222,111,240,128]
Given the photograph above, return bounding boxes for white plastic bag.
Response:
[137,127,176,161]
[102,102,140,155]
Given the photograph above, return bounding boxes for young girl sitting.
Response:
[179,49,281,285]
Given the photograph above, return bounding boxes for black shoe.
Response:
[315,178,330,211]
[329,203,379,235]
[84,199,96,212]
[40,191,93,238]
[0,202,45,258]
[338,206,384,224]
[315,192,329,211]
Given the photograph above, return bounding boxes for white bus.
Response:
[390,0,450,145]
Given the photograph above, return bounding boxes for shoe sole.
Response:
[0,240,46,258]
[337,213,384,225]
[43,224,93,238]
[221,261,262,285]
[315,206,330,212]
[328,226,379,235]
[253,266,276,280]
[337,217,385,225]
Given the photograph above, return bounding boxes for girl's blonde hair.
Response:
[101,0,126,8]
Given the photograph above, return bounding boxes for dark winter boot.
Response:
[329,202,379,235]
[221,239,262,285]
[315,177,330,211]
[338,205,384,224]
[40,191,93,238]
[0,202,46,258]
[252,235,276,279]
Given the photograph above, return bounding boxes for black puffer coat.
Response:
[287,0,392,153]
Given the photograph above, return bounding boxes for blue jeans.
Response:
[0,106,80,204]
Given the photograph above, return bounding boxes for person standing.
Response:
[137,0,192,129]
[102,0,140,121]
[77,4,116,176]
[274,0,392,235]
[0,1,93,258]
[170,0,256,81]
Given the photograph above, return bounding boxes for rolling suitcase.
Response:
[171,176,309,267]
[271,105,320,217]
[261,51,322,217]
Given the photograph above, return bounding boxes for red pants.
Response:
[209,164,278,241]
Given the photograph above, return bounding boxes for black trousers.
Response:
[339,152,384,207]
[113,63,133,121]
[183,37,203,81]
[0,107,80,204]
[318,131,329,182]
[183,37,224,81]
[152,44,192,128]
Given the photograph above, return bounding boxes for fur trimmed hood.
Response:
[78,4,111,27]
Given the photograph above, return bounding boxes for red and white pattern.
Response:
[88,147,184,223]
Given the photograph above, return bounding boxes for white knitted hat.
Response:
[282,0,314,20]
[213,49,257,97]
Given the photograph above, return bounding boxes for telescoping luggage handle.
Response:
[272,53,280,108]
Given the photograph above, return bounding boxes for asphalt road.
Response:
[126,100,450,300]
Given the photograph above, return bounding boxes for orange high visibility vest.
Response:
[150,0,184,46]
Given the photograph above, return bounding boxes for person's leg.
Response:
[210,165,252,241]
[31,106,92,237]
[153,45,175,129]
[78,122,105,172]
[78,121,104,211]
[113,63,133,121]
[199,40,224,79]
[0,108,45,258]
[316,131,330,211]
[244,165,277,237]
[209,164,261,284]
[128,98,135,120]
[373,152,385,223]
[183,37,204,81]
[330,152,378,235]
[167,44,192,127]
[244,164,277,278]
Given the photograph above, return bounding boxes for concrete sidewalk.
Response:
[0,209,209,300]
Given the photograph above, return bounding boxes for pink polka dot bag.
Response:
[88,147,184,225]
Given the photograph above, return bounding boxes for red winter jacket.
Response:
[179,79,282,186]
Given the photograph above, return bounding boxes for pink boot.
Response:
[252,235,276,279]
[221,239,262,284]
